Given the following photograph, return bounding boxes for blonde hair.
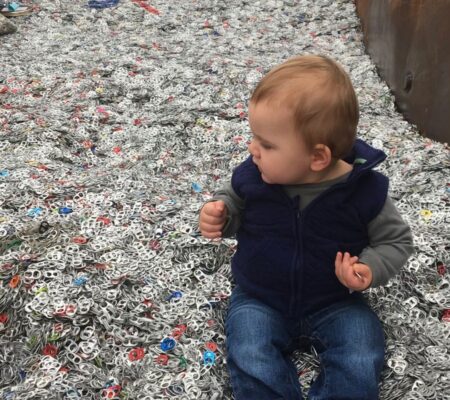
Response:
[250,55,359,159]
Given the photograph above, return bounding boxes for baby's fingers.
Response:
[204,201,226,218]
[353,263,372,287]
[335,252,344,280]
[335,251,344,266]
[336,252,358,266]
[201,212,225,226]
[200,230,222,239]
[342,252,358,265]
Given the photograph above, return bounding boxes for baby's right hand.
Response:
[199,201,228,239]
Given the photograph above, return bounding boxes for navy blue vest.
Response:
[231,139,389,317]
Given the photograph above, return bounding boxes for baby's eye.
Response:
[261,143,272,150]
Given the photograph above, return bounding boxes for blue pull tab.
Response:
[160,337,176,352]
[8,3,20,12]
[73,276,88,286]
[191,182,202,193]
[27,207,43,218]
[166,291,183,301]
[87,0,120,9]
[58,207,73,215]
[203,351,216,366]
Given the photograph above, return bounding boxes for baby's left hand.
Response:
[335,252,372,291]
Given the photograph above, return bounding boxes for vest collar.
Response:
[344,139,386,181]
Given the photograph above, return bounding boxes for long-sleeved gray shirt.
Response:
[210,172,414,288]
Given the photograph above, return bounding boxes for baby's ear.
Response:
[310,144,332,172]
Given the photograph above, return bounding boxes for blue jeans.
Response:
[225,286,384,400]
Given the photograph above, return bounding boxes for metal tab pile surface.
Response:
[0,1,448,399]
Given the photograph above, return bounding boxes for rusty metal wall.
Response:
[355,0,450,144]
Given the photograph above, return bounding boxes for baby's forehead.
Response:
[254,74,329,108]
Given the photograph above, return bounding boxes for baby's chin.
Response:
[259,169,283,185]
[260,173,275,184]
[261,173,300,185]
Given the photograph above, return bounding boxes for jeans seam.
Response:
[308,333,329,400]
[286,360,303,400]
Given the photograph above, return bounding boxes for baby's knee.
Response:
[344,305,385,349]
[226,331,260,364]
[327,306,385,368]
[226,305,274,342]
[225,305,285,356]
[347,345,384,369]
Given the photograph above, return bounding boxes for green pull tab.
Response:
[178,356,188,368]
[354,158,367,165]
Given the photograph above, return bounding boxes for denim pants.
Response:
[225,286,385,400]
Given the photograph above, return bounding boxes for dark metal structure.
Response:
[356,0,450,144]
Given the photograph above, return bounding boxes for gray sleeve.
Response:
[359,196,414,288]
[207,182,245,237]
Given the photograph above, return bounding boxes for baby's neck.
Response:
[303,160,353,184]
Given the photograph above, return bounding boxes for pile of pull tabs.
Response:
[0,0,448,399]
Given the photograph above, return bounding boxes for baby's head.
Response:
[250,55,358,160]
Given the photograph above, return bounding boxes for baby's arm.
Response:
[199,183,244,238]
[335,196,413,291]
[358,196,414,287]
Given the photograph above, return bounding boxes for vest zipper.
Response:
[289,203,301,315]
[281,174,358,316]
